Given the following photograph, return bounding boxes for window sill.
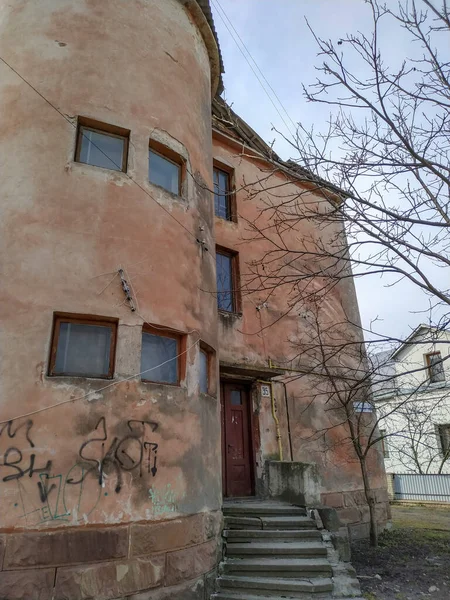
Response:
[218,310,242,320]
[45,374,114,384]
[200,391,217,399]
[215,215,238,225]
[71,161,128,177]
[140,379,182,389]
[147,180,185,202]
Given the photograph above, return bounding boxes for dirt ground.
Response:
[351,504,450,600]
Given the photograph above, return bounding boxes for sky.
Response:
[210,0,445,343]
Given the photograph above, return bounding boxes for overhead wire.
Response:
[0,56,213,425]
[0,336,201,426]
[211,0,298,141]
[0,55,201,246]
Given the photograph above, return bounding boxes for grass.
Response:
[352,505,450,599]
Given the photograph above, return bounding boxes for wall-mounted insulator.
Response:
[118,269,136,312]
[196,238,209,253]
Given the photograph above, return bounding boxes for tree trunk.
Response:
[359,456,378,547]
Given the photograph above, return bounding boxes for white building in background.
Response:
[372,325,450,475]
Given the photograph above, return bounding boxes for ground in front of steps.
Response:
[351,505,450,600]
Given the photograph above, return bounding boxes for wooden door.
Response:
[221,382,254,497]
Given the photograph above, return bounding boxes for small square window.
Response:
[426,352,445,383]
[437,424,450,456]
[75,118,129,172]
[354,401,374,413]
[216,247,240,313]
[199,349,208,394]
[213,165,234,221]
[141,327,183,385]
[379,430,390,458]
[49,314,117,379]
[148,141,183,195]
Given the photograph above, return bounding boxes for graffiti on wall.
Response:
[68,417,159,494]
[0,420,53,488]
[0,416,161,526]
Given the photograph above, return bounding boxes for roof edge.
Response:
[179,0,224,96]
[212,97,348,202]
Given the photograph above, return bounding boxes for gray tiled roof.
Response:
[196,0,224,92]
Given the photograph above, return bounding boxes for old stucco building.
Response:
[0,1,388,598]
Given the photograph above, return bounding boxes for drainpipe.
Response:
[257,380,283,461]
[282,381,294,462]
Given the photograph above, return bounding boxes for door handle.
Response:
[228,444,232,453]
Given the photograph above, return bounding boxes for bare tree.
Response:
[279,304,395,547]
[238,0,450,333]
[212,0,450,546]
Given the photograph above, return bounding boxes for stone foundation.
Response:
[321,487,391,540]
[0,511,222,600]
[263,460,321,506]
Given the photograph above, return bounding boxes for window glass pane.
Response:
[353,401,373,413]
[428,353,445,382]
[54,322,112,376]
[230,390,242,405]
[141,333,178,384]
[214,168,230,220]
[216,252,234,312]
[79,129,125,171]
[199,350,208,394]
[149,150,180,195]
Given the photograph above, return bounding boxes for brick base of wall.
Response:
[0,511,222,600]
[321,487,391,540]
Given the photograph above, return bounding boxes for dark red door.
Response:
[221,382,254,497]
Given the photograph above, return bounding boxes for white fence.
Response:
[393,473,450,502]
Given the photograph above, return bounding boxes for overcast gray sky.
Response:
[210,0,440,343]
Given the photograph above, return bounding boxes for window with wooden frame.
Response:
[141,325,185,385]
[216,246,241,313]
[213,162,235,221]
[425,351,445,383]
[379,430,390,458]
[438,424,450,457]
[199,342,216,395]
[353,401,374,413]
[149,140,184,196]
[49,314,118,379]
[75,117,129,172]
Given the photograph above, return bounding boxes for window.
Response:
[426,352,445,383]
[141,327,184,385]
[75,118,129,172]
[353,401,374,413]
[49,314,117,379]
[379,430,390,458]
[199,349,208,394]
[213,165,234,221]
[148,141,183,195]
[216,247,240,313]
[199,343,215,395]
[438,424,450,457]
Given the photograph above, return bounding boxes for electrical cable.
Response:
[211,0,298,140]
[0,337,201,425]
[0,55,201,245]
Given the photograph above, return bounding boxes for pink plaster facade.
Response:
[212,129,389,535]
[0,1,387,598]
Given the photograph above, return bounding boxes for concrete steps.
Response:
[226,540,328,557]
[211,500,361,600]
[224,528,322,541]
[221,557,332,578]
[224,515,317,530]
[213,594,332,600]
[217,574,333,597]
[223,502,307,517]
